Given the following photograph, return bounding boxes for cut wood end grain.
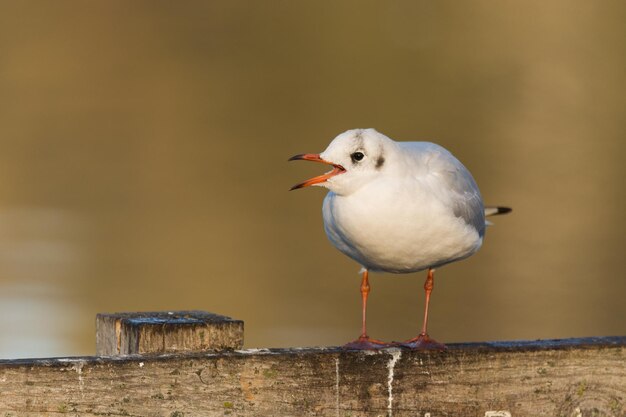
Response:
[96,310,244,355]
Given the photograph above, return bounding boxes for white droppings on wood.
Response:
[56,358,84,363]
[72,360,85,398]
[234,348,273,355]
[386,348,402,417]
[485,411,512,417]
[416,355,430,376]
[335,357,340,417]
[139,362,144,368]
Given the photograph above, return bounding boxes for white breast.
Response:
[322,176,483,273]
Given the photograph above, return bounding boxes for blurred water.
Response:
[0,208,87,357]
[0,1,624,358]
[0,282,82,357]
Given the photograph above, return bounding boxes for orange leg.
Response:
[343,269,388,350]
[401,268,446,350]
[359,268,371,338]
[421,267,434,336]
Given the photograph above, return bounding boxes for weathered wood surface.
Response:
[96,311,244,355]
[1,337,624,417]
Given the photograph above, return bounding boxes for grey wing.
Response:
[446,168,485,237]
[427,145,486,237]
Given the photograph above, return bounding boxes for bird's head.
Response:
[290,128,395,195]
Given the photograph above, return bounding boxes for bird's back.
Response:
[397,141,485,237]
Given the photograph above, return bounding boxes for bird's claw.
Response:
[396,333,447,350]
[342,335,391,350]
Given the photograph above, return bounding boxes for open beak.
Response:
[288,153,346,190]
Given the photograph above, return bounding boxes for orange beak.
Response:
[288,153,346,190]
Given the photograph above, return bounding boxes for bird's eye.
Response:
[351,152,365,162]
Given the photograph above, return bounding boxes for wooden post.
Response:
[0,311,624,416]
[96,310,243,355]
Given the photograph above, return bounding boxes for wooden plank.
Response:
[96,311,244,355]
[1,337,624,416]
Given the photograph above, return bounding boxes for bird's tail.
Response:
[484,206,512,226]
[484,206,512,217]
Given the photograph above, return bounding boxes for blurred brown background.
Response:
[0,1,624,359]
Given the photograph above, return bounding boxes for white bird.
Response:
[290,128,511,349]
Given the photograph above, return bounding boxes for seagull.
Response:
[289,128,511,350]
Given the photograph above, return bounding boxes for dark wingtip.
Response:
[288,154,305,162]
[485,206,513,217]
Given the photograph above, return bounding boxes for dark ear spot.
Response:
[376,156,385,169]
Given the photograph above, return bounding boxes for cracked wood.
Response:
[0,337,624,417]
